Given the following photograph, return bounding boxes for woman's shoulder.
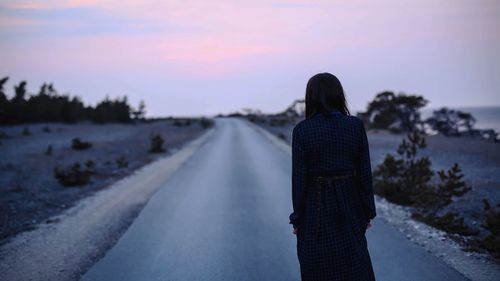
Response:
[293,114,363,130]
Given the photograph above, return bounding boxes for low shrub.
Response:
[22,127,31,136]
[269,118,289,127]
[45,145,53,156]
[71,138,92,150]
[476,199,500,259]
[412,212,479,236]
[199,118,214,129]
[85,159,95,170]
[374,131,471,209]
[54,163,93,186]
[373,131,434,206]
[149,133,166,153]
[174,119,192,127]
[116,156,129,168]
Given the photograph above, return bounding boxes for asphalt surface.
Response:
[81,118,469,281]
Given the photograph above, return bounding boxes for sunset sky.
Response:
[1,0,499,116]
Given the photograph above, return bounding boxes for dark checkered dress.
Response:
[289,109,377,281]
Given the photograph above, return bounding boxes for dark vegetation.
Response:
[473,200,500,259]
[357,91,428,133]
[149,133,166,153]
[373,131,499,258]
[45,145,53,156]
[0,77,145,124]
[199,117,214,129]
[71,138,93,150]
[54,163,94,187]
[116,156,129,168]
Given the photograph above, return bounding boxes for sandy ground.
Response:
[0,128,214,281]
[0,119,207,243]
[250,120,500,280]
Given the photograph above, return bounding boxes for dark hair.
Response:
[305,73,350,118]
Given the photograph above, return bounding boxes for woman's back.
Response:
[293,110,365,177]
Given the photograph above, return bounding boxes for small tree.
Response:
[373,131,434,205]
[132,100,146,121]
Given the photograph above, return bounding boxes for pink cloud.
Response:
[0,17,38,27]
[159,38,276,64]
[2,1,49,10]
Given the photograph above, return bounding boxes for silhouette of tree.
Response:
[0,78,141,124]
[425,107,476,136]
[132,100,146,121]
[0,77,9,120]
[358,91,428,132]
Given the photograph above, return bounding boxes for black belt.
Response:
[312,173,355,239]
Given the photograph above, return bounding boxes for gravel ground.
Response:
[0,119,207,243]
[0,129,214,281]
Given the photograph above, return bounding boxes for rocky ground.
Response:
[0,119,208,243]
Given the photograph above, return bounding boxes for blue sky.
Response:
[1,0,499,116]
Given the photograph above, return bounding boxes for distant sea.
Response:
[421,106,500,133]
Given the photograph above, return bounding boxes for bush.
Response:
[45,145,52,156]
[374,131,472,209]
[116,156,129,168]
[269,118,289,127]
[374,131,477,241]
[149,133,165,153]
[412,212,479,236]
[71,138,92,150]
[85,159,95,170]
[174,119,192,127]
[22,127,31,136]
[373,131,434,206]
[199,118,214,129]
[54,163,93,186]
[476,199,500,259]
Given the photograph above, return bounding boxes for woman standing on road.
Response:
[290,73,377,281]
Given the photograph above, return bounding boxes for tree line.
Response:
[0,77,146,125]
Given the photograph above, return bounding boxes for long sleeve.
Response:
[355,120,377,221]
[289,126,307,228]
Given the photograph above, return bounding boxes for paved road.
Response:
[82,118,468,281]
